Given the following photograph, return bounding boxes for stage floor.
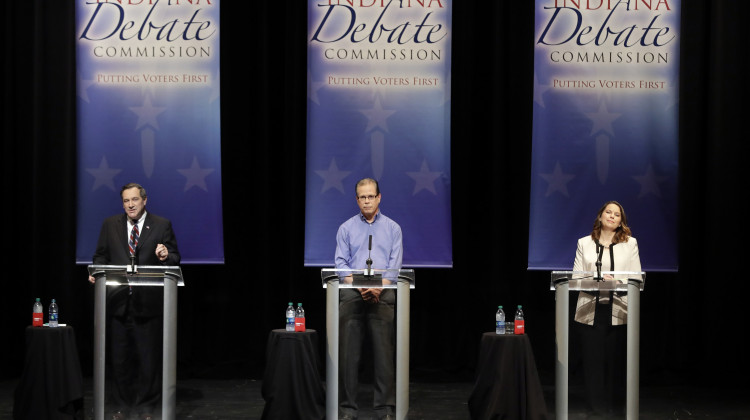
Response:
[2,377,748,419]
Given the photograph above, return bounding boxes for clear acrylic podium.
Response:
[320,268,415,420]
[550,270,645,420]
[88,265,184,420]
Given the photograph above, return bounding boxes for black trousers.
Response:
[575,302,626,416]
[339,288,396,418]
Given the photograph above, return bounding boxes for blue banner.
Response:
[529,0,680,271]
[75,0,223,264]
[305,0,453,267]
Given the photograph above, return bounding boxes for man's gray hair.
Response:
[120,183,147,199]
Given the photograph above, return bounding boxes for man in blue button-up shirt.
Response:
[335,178,402,420]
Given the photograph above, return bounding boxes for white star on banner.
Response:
[77,72,95,103]
[585,102,621,137]
[406,159,442,195]
[540,162,575,197]
[129,97,167,130]
[533,73,550,108]
[632,165,667,198]
[308,71,325,106]
[315,158,351,194]
[177,156,214,192]
[86,156,122,191]
[360,96,396,133]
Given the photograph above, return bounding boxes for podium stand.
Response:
[550,270,645,420]
[88,265,184,420]
[321,268,415,420]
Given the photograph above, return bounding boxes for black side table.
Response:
[468,333,548,420]
[13,325,84,420]
[261,329,325,420]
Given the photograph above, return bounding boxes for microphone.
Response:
[128,253,136,274]
[595,242,604,281]
[128,237,138,274]
[365,235,373,276]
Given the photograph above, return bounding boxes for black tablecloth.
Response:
[468,333,548,420]
[13,326,84,420]
[261,329,326,420]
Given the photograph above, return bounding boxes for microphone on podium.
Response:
[128,253,137,274]
[365,235,373,276]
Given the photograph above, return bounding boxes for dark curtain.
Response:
[2,1,745,389]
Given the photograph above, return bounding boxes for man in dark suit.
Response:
[88,182,180,420]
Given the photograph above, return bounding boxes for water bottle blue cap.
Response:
[52,299,56,303]
[288,302,293,305]
[498,305,503,308]
[517,305,522,308]
[298,303,302,306]
[36,298,40,301]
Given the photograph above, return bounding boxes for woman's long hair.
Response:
[591,200,632,244]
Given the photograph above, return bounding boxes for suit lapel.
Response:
[138,213,154,247]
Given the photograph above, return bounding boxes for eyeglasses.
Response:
[357,195,378,201]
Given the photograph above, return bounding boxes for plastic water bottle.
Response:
[32,298,43,327]
[495,306,505,334]
[286,302,295,332]
[295,303,306,332]
[49,299,59,328]
[514,305,525,335]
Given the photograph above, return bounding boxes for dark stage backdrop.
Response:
[2,1,745,392]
